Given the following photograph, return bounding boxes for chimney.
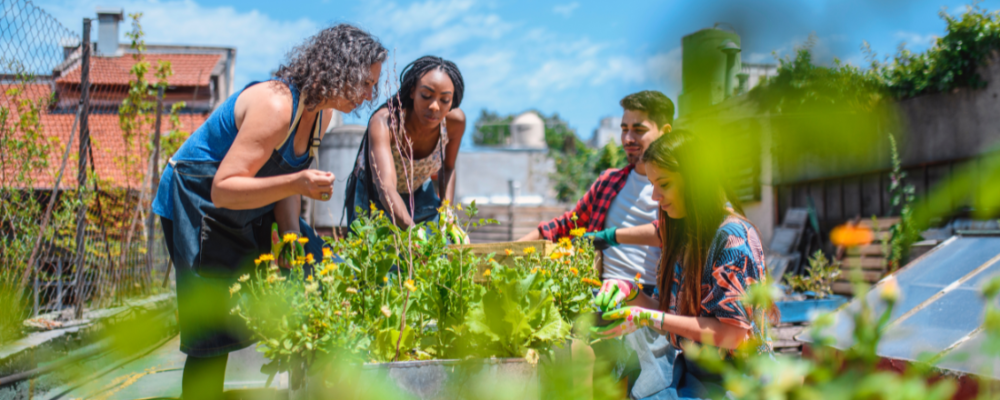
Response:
[95,8,123,56]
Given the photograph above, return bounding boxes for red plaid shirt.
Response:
[539,164,658,240]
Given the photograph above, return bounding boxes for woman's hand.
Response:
[296,170,335,200]
[593,279,638,311]
[590,306,665,340]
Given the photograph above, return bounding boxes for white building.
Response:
[589,116,621,148]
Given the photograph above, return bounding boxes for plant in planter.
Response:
[232,202,601,391]
[779,250,846,324]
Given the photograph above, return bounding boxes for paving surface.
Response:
[41,336,288,400]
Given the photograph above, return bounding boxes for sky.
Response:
[31,0,1000,147]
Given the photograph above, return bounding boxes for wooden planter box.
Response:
[776,295,848,324]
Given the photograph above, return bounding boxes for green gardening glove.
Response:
[583,228,618,251]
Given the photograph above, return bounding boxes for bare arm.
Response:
[368,110,416,228]
[211,83,333,209]
[615,223,661,247]
[437,108,465,203]
[517,230,543,241]
[627,293,749,349]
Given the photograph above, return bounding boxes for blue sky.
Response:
[35,0,1000,145]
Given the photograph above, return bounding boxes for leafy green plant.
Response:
[887,134,920,272]
[234,202,600,387]
[784,250,841,299]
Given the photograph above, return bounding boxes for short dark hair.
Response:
[390,55,465,111]
[620,91,675,128]
[275,24,387,110]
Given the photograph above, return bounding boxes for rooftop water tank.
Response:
[509,112,546,149]
[678,25,741,116]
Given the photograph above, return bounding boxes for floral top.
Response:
[665,214,772,355]
[390,110,449,193]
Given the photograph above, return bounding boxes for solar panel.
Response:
[811,235,1000,364]
[935,330,1000,379]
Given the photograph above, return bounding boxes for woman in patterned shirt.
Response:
[346,56,466,228]
[592,133,774,399]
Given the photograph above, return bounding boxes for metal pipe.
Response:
[73,18,92,319]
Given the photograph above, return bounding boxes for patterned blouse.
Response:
[664,214,773,355]
[390,110,449,193]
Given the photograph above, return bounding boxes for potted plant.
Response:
[231,202,601,398]
[778,250,848,324]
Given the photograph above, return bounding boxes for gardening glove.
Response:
[593,279,638,312]
[590,306,666,340]
[583,228,618,251]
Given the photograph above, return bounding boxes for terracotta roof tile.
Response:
[1,81,207,190]
[57,53,221,87]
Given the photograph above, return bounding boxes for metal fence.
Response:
[0,0,170,330]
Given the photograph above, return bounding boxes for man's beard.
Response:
[626,152,640,165]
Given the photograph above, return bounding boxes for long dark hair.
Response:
[640,132,746,316]
[275,24,387,110]
[387,55,465,112]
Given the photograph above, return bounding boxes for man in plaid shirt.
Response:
[518,91,672,280]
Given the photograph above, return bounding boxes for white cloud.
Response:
[552,2,580,18]
[894,31,938,49]
[35,0,320,89]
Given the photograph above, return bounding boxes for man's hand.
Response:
[583,228,618,251]
[593,279,637,311]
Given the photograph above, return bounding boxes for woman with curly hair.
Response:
[151,24,386,399]
[346,55,466,229]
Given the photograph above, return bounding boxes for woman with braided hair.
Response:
[151,24,386,400]
[346,55,466,229]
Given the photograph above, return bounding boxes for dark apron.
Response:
[168,106,324,357]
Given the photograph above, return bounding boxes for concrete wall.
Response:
[897,54,1000,165]
[455,149,555,205]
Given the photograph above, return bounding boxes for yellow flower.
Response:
[531,268,539,274]
[635,273,641,282]
[558,237,572,247]
[483,269,492,277]
[346,287,358,294]
[283,233,297,243]
[305,253,315,264]
[570,268,578,276]
[370,202,378,212]
[581,278,601,287]
[442,199,451,207]
[238,274,250,282]
[571,212,578,222]
[404,279,417,292]
[307,275,313,282]
[259,254,275,262]
[549,252,564,260]
[570,228,586,238]
[322,248,333,259]
[524,247,536,255]
[383,276,389,283]
[318,267,329,277]
[229,283,241,297]
[456,203,463,211]
[298,237,309,245]
[504,249,513,256]
[637,282,644,290]
[254,258,262,266]
[488,258,496,263]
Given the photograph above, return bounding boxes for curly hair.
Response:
[388,55,465,111]
[275,24,387,110]
[620,90,675,128]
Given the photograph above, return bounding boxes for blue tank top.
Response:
[152,79,314,220]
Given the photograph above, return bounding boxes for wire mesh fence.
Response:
[0,0,176,341]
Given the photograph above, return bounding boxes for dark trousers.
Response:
[163,216,229,399]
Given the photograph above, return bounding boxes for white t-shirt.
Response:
[602,170,661,285]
